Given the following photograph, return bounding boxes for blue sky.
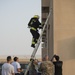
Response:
[0,0,41,56]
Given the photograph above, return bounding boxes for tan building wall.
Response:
[42,0,75,75]
[54,0,75,75]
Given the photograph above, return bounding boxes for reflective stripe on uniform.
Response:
[31,27,36,31]
[32,38,35,45]
[32,42,35,44]
[32,38,34,41]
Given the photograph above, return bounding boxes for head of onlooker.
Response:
[34,59,38,65]
[55,55,60,61]
[13,57,19,62]
[51,54,60,62]
[7,56,12,63]
[43,55,49,61]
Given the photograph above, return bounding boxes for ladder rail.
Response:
[24,9,52,75]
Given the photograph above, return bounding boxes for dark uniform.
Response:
[53,61,63,75]
[28,15,42,48]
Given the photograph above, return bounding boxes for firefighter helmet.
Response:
[33,15,39,19]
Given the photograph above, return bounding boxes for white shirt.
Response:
[11,61,21,73]
[2,63,14,75]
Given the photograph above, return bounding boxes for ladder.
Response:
[24,8,52,75]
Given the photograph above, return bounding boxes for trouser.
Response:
[15,73,21,75]
[30,29,40,45]
[38,73,41,75]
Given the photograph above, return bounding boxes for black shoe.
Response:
[31,44,35,48]
[35,40,37,43]
[34,39,37,43]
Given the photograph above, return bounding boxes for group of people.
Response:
[29,55,54,75]
[1,54,63,75]
[2,56,23,75]
[29,55,63,75]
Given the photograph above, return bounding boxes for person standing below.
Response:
[38,55,54,75]
[11,57,23,75]
[2,56,14,75]
[33,59,41,75]
[51,55,63,75]
[28,15,42,48]
[29,59,37,75]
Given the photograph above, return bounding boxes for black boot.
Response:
[31,44,35,48]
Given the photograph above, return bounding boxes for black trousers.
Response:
[38,73,41,75]
[30,29,40,44]
[15,73,21,75]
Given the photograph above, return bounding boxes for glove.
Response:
[28,26,31,28]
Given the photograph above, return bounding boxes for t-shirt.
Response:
[11,61,21,73]
[2,63,14,75]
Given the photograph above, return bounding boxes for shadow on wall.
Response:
[57,37,75,61]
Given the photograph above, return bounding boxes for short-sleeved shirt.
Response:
[12,61,21,73]
[2,63,14,75]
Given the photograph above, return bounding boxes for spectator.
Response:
[38,55,54,75]
[29,59,37,75]
[35,59,41,75]
[51,55,63,75]
[33,59,41,75]
[2,56,14,75]
[34,59,38,73]
[12,57,23,75]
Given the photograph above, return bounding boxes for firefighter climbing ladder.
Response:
[24,8,52,75]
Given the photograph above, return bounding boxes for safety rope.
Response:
[24,8,52,75]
